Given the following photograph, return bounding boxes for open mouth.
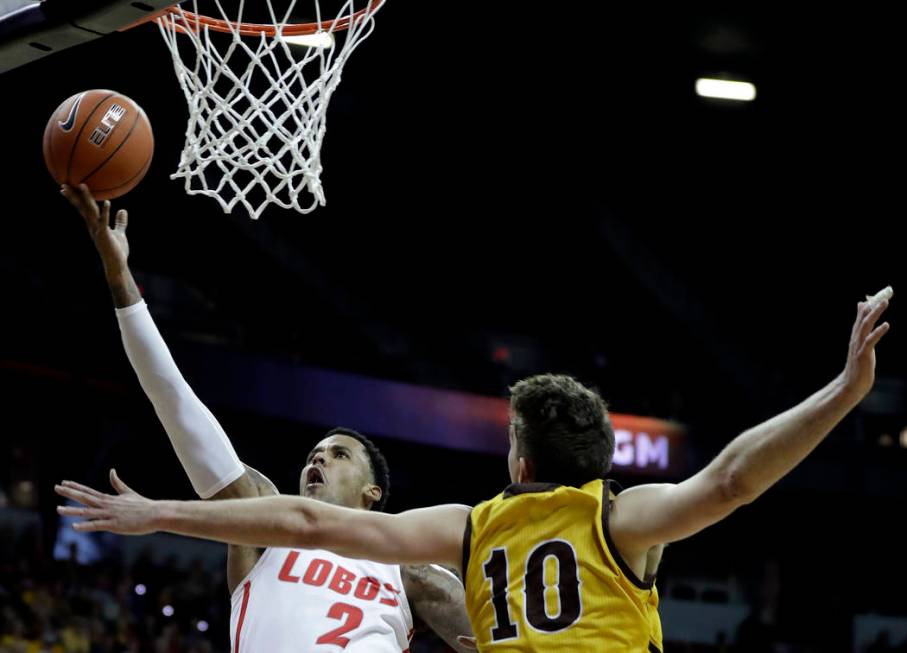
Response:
[305,466,326,489]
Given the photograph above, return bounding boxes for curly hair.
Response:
[509,374,615,487]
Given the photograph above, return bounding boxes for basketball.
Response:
[43,90,154,200]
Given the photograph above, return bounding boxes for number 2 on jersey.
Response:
[316,603,364,648]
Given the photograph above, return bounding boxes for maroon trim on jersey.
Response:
[602,480,654,590]
[501,482,561,498]
[233,580,252,653]
[461,510,473,580]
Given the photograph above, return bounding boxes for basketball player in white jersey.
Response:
[60,183,475,653]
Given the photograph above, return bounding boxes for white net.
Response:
[156,0,381,219]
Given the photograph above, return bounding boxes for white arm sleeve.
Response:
[116,300,245,498]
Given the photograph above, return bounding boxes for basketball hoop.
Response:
[144,0,384,219]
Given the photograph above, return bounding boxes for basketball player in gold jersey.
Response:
[57,287,892,651]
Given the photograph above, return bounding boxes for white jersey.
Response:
[230,547,413,653]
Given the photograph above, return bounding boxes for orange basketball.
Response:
[43,90,154,200]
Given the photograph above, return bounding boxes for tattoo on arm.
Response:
[404,564,474,653]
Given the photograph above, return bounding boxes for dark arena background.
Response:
[1,2,905,652]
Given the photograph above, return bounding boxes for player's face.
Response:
[299,434,378,510]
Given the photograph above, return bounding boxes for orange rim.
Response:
[120,0,383,36]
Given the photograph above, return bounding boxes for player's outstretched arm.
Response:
[56,472,469,568]
[64,182,249,500]
[609,289,892,560]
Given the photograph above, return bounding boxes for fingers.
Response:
[59,480,109,500]
[61,183,102,227]
[77,183,96,209]
[865,322,890,351]
[456,636,478,650]
[55,484,103,508]
[101,200,111,228]
[114,209,128,233]
[859,297,890,342]
[56,476,126,533]
[60,184,78,208]
[109,468,135,495]
[77,184,100,225]
[57,505,108,519]
[851,301,867,344]
[866,286,894,306]
[851,287,894,360]
[57,504,117,533]
[73,519,117,532]
[61,184,91,223]
[60,183,84,208]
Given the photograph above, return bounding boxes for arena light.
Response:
[162,605,174,617]
[134,584,146,596]
[695,78,756,102]
[285,31,334,48]
[197,620,209,633]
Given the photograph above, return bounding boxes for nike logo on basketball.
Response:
[59,94,84,132]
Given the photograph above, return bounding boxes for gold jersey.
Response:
[463,479,662,652]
